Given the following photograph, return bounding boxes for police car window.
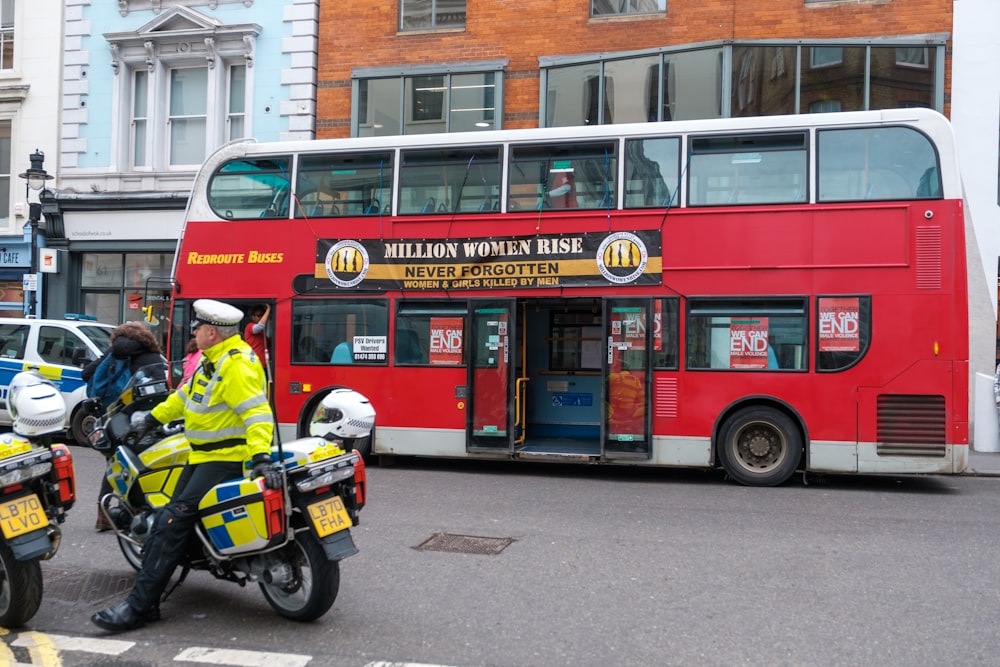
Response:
[79,325,112,353]
[62,332,95,367]
[0,324,28,360]
[38,327,75,366]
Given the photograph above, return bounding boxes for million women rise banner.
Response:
[311,231,662,292]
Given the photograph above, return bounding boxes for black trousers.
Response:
[125,459,244,613]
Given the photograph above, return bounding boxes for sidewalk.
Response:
[967,449,1000,476]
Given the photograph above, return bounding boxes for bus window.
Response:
[295,152,393,218]
[395,302,467,365]
[686,298,807,371]
[624,137,681,208]
[688,133,807,206]
[398,147,501,215]
[817,126,942,202]
[291,298,388,365]
[816,295,871,371]
[207,157,291,220]
[508,142,617,211]
[653,297,679,369]
[550,308,602,371]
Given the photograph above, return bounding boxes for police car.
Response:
[0,314,114,443]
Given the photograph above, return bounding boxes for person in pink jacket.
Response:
[179,338,202,386]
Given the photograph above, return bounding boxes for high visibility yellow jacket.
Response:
[151,335,273,465]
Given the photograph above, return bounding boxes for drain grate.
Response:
[42,566,136,604]
[413,533,515,555]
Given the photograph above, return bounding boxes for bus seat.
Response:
[365,199,380,214]
[421,197,436,213]
[330,342,353,364]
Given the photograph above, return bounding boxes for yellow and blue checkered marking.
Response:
[199,477,272,555]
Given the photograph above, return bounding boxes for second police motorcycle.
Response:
[89,362,374,621]
[0,372,76,627]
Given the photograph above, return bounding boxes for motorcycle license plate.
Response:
[0,493,48,539]
[306,495,351,538]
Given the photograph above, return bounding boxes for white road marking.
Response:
[11,633,134,656]
[173,646,312,667]
[2,633,454,667]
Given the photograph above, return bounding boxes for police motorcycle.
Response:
[91,362,375,621]
[0,372,77,627]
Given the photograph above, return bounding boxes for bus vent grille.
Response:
[655,377,678,419]
[915,226,942,290]
[876,394,946,456]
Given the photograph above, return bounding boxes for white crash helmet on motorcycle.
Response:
[6,371,67,437]
[309,388,375,440]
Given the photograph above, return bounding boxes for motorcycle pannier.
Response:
[198,477,286,555]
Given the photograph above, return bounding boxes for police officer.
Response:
[91,299,281,633]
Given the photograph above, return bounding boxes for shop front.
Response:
[0,234,32,317]
[40,192,187,353]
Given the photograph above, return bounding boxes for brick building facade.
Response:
[316,0,953,137]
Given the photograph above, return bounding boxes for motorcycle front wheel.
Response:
[259,532,340,622]
[117,534,144,572]
[0,540,43,627]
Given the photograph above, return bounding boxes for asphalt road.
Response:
[7,445,1000,667]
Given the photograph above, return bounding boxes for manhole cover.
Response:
[42,566,136,604]
[413,533,515,555]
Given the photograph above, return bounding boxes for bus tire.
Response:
[717,406,802,487]
[348,429,374,464]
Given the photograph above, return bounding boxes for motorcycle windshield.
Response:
[120,361,170,400]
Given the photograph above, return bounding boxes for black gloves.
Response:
[129,413,160,443]
[250,454,283,489]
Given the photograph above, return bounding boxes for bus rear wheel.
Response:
[718,407,802,487]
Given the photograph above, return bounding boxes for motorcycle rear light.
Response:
[262,487,286,541]
[353,456,366,508]
[50,444,76,505]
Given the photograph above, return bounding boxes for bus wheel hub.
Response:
[746,433,773,459]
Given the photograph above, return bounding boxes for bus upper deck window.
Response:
[624,137,681,209]
[296,152,394,218]
[398,147,501,215]
[508,142,618,211]
[687,133,806,206]
[817,127,941,202]
[207,158,291,220]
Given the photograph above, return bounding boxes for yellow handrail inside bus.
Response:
[514,377,529,445]
[514,301,528,445]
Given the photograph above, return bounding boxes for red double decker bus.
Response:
[161,108,974,486]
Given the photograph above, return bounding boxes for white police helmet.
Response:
[190,299,244,332]
[6,371,67,437]
[309,388,375,440]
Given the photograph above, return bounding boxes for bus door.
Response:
[467,301,516,452]
[603,298,653,459]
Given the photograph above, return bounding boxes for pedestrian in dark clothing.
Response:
[83,321,166,531]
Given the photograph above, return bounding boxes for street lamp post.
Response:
[18,150,53,318]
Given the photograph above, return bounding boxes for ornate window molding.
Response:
[106,6,260,75]
[118,0,253,17]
